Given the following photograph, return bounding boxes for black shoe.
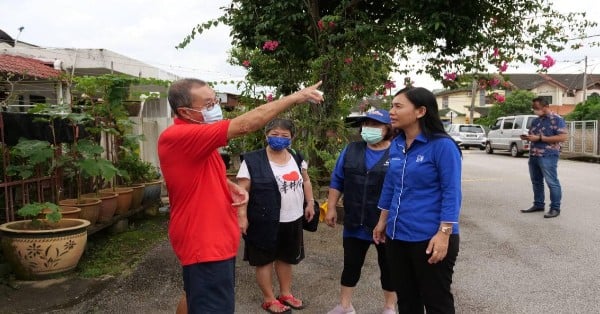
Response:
[544,209,560,218]
[521,206,544,213]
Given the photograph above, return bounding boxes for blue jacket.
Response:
[377,133,462,241]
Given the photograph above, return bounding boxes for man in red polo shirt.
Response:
[158,78,323,314]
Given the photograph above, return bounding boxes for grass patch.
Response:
[77,215,169,278]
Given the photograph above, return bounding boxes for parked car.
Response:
[485,114,537,157]
[447,124,487,150]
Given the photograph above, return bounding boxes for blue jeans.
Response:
[528,155,562,210]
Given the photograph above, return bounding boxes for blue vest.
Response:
[342,142,389,230]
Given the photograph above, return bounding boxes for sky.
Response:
[1,0,600,94]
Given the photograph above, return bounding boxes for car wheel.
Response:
[485,142,494,154]
[463,146,470,150]
[510,144,523,157]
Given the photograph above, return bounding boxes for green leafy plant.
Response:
[16,202,62,229]
[6,138,54,180]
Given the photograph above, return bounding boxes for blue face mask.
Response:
[361,126,384,144]
[201,104,223,123]
[267,136,291,151]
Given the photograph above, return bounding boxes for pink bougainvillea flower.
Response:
[493,93,505,103]
[539,55,556,69]
[328,21,335,28]
[489,77,500,87]
[493,47,500,58]
[499,61,508,73]
[317,20,324,31]
[266,93,274,102]
[384,80,396,90]
[242,60,251,68]
[444,72,457,81]
[262,40,279,51]
[344,57,353,64]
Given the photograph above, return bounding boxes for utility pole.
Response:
[469,79,477,123]
[582,56,588,102]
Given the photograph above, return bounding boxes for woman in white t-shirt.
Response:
[237,118,316,314]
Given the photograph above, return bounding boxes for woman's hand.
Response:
[373,221,387,244]
[304,201,315,222]
[238,214,248,235]
[325,206,337,227]
[426,232,450,264]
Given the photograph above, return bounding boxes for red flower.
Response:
[328,21,335,28]
[499,61,508,73]
[262,40,279,51]
[317,20,324,31]
[539,55,556,69]
[344,57,353,64]
[493,93,505,103]
[489,77,500,87]
[384,80,396,90]
[444,72,457,81]
[493,48,500,58]
[242,60,251,68]
[266,93,274,102]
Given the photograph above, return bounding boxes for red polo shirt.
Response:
[158,118,239,265]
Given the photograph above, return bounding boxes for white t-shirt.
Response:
[237,156,307,222]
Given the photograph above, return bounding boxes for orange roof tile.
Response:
[0,54,61,79]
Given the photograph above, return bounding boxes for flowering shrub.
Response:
[242,60,251,68]
[262,40,279,51]
[539,55,556,69]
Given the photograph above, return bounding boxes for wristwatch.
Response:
[439,226,453,235]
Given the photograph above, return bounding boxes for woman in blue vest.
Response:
[325,109,397,314]
[373,87,461,314]
[236,118,316,314]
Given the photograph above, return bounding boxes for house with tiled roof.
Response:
[434,73,600,122]
[0,54,68,111]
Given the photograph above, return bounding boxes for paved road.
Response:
[4,150,599,313]
[454,149,600,313]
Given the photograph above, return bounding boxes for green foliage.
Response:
[566,95,600,121]
[6,139,54,179]
[180,0,596,178]
[479,90,535,126]
[17,202,62,226]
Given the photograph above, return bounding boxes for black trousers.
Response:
[385,235,459,314]
[341,236,394,291]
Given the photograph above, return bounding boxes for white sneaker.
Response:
[327,304,356,314]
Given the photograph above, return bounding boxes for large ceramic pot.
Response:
[100,187,133,215]
[58,198,101,225]
[142,180,163,205]
[0,218,91,280]
[118,183,145,211]
[81,192,118,223]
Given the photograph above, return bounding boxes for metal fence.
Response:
[564,120,598,155]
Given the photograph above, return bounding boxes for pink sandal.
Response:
[262,300,291,313]
[278,294,305,310]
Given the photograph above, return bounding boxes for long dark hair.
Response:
[395,87,448,139]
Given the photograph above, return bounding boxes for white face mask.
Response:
[186,104,223,124]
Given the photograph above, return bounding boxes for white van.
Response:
[485,115,537,157]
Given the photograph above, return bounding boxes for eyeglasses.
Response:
[189,97,220,111]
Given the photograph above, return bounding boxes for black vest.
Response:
[342,141,390,230]
[242,148,303,249]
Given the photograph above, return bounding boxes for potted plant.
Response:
[0,202,90,279]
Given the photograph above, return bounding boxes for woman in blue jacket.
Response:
[325,109,397,314]
[373,87,461,314]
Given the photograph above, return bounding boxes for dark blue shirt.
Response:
[529,112,567,157]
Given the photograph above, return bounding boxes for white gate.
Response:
[564,120,598,155]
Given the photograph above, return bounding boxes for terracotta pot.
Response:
[118,183,145,210]
[37,206,81,220]
[100,187,133,215]
[58,198,101,225]
[0,218,91,280]
[81,192,118,223]
[142,180,163,204]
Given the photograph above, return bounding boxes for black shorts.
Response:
[244,217,305,266]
